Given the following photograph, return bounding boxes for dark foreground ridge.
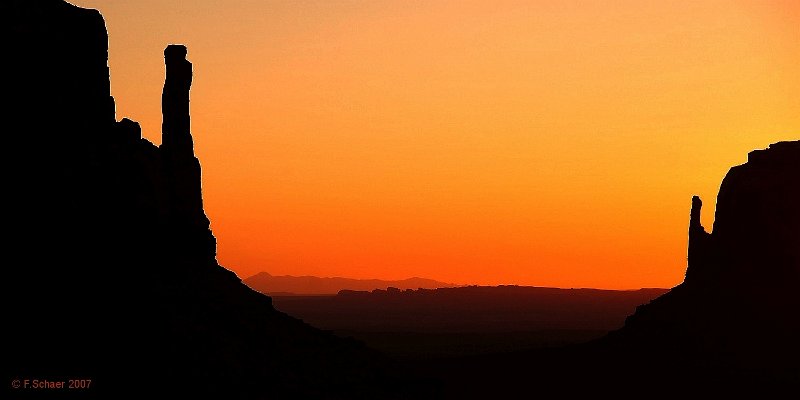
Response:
[6,1,424,398]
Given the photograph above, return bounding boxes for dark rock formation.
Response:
[685,195,712,282]
[684,143,799,287]
[415,142,799,397]
[609,140,800,383]
[161,44,194,156]
[5,1,423,398]
[711,141,800,285]
[159,44,215,267]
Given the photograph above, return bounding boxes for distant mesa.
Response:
[272,285,669,333]
[271,285,668,359]
[245,271,457,295]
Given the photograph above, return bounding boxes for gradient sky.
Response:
[73,0,798,289]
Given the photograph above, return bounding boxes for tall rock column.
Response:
[159,45,216,267]
[685,195,712,283]
[161,44,194,155]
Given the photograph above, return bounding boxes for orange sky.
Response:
[73,0,798,289]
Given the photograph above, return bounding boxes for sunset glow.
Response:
[73,0,799,289]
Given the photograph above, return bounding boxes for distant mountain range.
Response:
[245,272,456,295]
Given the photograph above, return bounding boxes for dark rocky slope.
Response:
[5,1,422,398]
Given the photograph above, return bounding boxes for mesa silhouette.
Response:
[421,141,799,397]
[6,1,423,398]
[246,271,456,295]
[605,140,800,383]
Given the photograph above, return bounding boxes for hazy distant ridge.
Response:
[245,272,456,295]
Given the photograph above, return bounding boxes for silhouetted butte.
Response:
[6,2,426,398]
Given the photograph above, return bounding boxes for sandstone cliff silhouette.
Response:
[420,142,798,398]
[6,1,422,398]
[606,140,800,380]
